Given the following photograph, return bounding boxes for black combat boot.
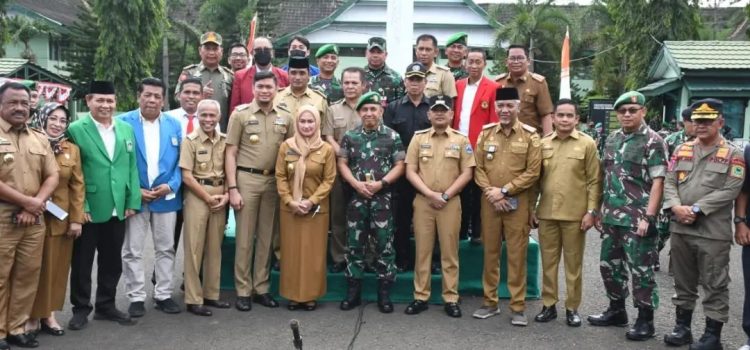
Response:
[339,278,362,311]
[587,299,628,327]
[664,307,693,346]
[689,317,723,350]
[626,307,655,341]
[377,279,394,313]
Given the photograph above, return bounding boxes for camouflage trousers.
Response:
[600,224,659,309]
[656,213,671,253]
[344,192,396,281]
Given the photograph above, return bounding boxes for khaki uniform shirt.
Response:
[474,119,541,195]
[226,102,294,170]
[276,142,337,213]
[425,64,457,98]
[537,129,601,221]
[405,127,475,192]
[274,87,331,131]
[495,72,554,132]
[322,100,361,143]
[180,127,227,180]
[0,118,58,222]
[663,139,745,241]
[178,62,234,125]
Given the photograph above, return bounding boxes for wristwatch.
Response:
[441,193,449,201]
[645,214,657,224]
[381,178,390,188]
[691,204,702,215]
[587,209,598,217]
[500,187,509,196]
[734,216,747,224]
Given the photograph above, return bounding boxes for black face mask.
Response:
[254,49,272,66]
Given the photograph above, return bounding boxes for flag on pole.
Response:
[247,14,258,52]
[559,26,571,99]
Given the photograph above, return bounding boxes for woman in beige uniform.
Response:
[276,105,336,310]
[27,103,85,336]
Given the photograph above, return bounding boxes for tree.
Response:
[93,0,168,109]
[198,0,255,45]
[66,1,98,94]
[7,16,56,63]
[255,0,281,39]
[0,0,9,58]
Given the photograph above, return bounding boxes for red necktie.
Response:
[186,114,194,134]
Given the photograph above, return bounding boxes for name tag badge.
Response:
[449,144,460,151]
[126,140,133,152]
[274,117,286,126]
[247,119,260,125]
[420,144,431,149]
[197,149,209,155]
[171,136,178,146]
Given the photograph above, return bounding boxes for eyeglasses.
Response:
[508,56,527,62]
[616,106,643,115]
[230,53,248,58]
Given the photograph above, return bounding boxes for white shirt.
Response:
[141,114,161,187]
[458,79,480,135]
[167,107,219,138]
[92,117,116,160]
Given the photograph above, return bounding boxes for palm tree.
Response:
[8,16,56,63]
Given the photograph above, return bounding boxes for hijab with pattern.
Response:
[36,102,69,155]
[285,105,324,202]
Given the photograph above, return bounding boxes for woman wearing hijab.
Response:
[26,103,85,336]
[276,105,336,310]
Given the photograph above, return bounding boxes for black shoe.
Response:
[626,307,655,341]
[376,280,393,313]
[180,282,185,292]
[41,321,65,336]
[587,299,628,327]
[340,279,362,311]
[0,339,8,350]
[404,300,429,315]
[186,304,212,316]
[128,301,146,318]
[534,305,557,323]
[329,261,346,273]
[304,301,317,311]
[151,270,156,285]
[235,296,252,311]
[430,262,441,275]
[155,298,182,314]
[7,333,38,348]
[689,317,723,350]
[654,260,661,272]
[287,302,301,311]
[204,299,231,309]
[664,307,693,346]
[444,302,462,318]
[67,313,88,331]
[566,309,582,327]
[470,237,482,246]
[93,308,135,326]
[272,260,281,271]
[252,293,279,308]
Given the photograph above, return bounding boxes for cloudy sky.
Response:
[474,0,749,6]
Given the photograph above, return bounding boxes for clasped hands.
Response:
[288,199,314,216]
[485,187,512,213]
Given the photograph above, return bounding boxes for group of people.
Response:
[0,28,746,350]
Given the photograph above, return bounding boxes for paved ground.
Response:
[32,229,749,350]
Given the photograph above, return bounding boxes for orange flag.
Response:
[559,27,571,99]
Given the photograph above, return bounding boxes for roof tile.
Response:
[664,41,750,70]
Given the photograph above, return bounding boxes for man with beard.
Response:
[229,37,289,114]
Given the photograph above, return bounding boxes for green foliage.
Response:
[93,0,168,109]
[255,0,282,39]
[66,1,98,94]
[746,4,750,38]
[0,0,8,57]
[198,0,256,45]
[7,16,56,63]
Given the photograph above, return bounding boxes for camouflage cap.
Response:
[691,98,723,120]
[315,44,339,58]
[200,31,222,46]
[367,37,386,51]
[356,91,382,110]
[613,91,645,110]
[445,32,468,47]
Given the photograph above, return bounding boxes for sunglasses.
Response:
[616,106,643,115]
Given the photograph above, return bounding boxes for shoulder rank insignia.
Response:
[483,122,498,130]
[235,104,250,111]
[521,123,537,134]
[414,128,430,134]
[451,129,467,137]
[187,132,198,140]
[531,73,546,82]
[435,64,449,71]
[494,73,508,81]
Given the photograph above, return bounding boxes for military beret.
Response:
[445,32,468,47]
[429,95,453,110]
[200,31,222,46]
[89,80,115,95]
[367,37,386,51]
[613,91,645,110]
[405,62,427,78]
[315,44,339,59]
[691,98,723,120]
[356,91,382,111]
[495,87,519,101]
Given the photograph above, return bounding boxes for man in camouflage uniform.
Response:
[364,37,404,106]
[588,91,668,342]
[309,44,343,104]
[177,32,234,132]
[444,32,469,81]
[663,99,744,349]
[337,92,405,314]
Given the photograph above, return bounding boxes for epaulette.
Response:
[311,87,328,100]
[450,129,467,137]
[276,103,290,113]
[531,73,546,82]
[218,131,227,139]
[186,132,199,140]
[494,73,508,81]
[235,103,251,111]
[414,128,430,134]
[521,123,537,133]
[483,122,498,130]
[219,65,234,74]
[434,64,450,71]
[182,63,198,71]
[29,126,45,135]
[329,97,344,105]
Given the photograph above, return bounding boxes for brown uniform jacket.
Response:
[275,142,337,214]
[274,87,331,132]
[47,140,85,235]
[495,72,553,131]
[405,127,475,192]
[180,128,226,181]
[663,139,745,241]
[0,119,58,224]
[226,102,295,170]
[474,119,541,196]
[322,100,360,143]
[425,64,458,98]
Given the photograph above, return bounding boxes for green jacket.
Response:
[67,114,141,223]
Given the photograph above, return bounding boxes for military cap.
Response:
[496,87,519,101]
[89,80,115,95]
[691,98,723,120]
[200,31,222,46]
[681,107,693,121]
[315,44,339,58]
[445,32,468,47]
[429,95,453,110]
[367,37,386,51]
[613,91,645,110]
[405,62,427,78]
[356,91,382,110]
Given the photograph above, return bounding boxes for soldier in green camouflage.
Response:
[337,91,405,314]
[588,91,668,342]
[444,32,469,81]
[309,44,343,104]
[364,37,405,107]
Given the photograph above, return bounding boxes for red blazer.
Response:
[453,76,499,147]
[229,65,289,114]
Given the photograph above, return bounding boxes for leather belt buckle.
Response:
[262,169,271,176]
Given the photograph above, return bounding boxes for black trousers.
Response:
[173,209,184,251]
[394,179,416,268]
[459,180,482,239]
[70,217,126,314]
[743,246,750,339]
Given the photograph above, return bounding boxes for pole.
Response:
[386,0,414,75]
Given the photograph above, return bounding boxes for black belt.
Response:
[237,166,275,176]
[196,178,225,186]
